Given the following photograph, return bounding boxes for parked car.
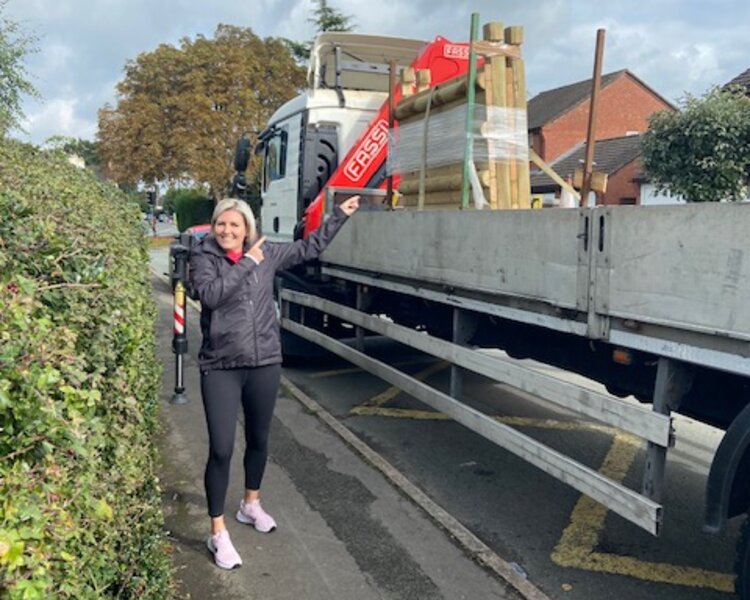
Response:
[185,223,212,240]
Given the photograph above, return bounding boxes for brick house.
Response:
[527,70,675,205]
[527,69,674,163]
[530,134,644,205]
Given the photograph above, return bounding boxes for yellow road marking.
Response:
[552,432,640,555]
[350,406,619,435]
[552,432,735,593]
[566,552,734,593]
[351,406,452,419]
[358,361,450,408]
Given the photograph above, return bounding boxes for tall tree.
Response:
[0,0,39,136]
[641,86,750,202]
[97,25,305,196]
[311,0,354,32]
[284,0,354,63]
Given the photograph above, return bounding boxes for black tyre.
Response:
[737,513,750,599]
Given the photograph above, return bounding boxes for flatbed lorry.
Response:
[237,30,750,597]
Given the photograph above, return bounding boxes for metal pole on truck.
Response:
[387,60,397,208]
[461,12,481,210]
[169,243,189,405]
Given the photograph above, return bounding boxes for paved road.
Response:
[283,339,743,600]
[142,218,179,239]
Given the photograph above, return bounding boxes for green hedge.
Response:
[169,188,214,232]
[0,141,173,598]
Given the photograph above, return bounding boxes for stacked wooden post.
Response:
[393,22,530,210]
[482,22,509,209]
[503,25,530,209]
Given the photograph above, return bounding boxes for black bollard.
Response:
[169,243,190,405]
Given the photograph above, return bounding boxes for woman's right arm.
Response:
[190,252,256,310]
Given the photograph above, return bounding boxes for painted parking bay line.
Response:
[352,405,620,435]
[350,361,450,415]
[552,431,735,593]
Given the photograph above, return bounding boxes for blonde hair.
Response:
[211,198,258,243]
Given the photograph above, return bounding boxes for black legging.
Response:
[200,364,282,518]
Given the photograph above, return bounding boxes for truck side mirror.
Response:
[234,136,251,172]
[231,172,247,200]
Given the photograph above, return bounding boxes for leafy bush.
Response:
[642,86,750,202]
[168,188,214,232]
[0,140,173,598]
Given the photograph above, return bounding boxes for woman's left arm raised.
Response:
[272,196,359,271]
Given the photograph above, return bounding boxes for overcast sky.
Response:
[6,0,750,144]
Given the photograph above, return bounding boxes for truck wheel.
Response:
[737,512,750,599]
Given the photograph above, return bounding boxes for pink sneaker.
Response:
[206,529,242,569]
[236,499,277,533]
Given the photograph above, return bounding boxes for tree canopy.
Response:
[311,0,354,32]
[97,24,305,196]
[284,0,354,63]
[641,86,750,202]
[0,0,39,136]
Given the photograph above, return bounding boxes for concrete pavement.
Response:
[152,273,525,600]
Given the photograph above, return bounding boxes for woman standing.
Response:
[190,196,359,569]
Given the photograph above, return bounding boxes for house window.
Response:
[620,197,637,205]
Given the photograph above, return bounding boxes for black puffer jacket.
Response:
[190,208,348,370]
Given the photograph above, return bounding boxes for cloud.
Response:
[31,41,74,82]
[5,0,750,143]
[19,97,97,142]
[505,3,750,101]
[264,0,315,40]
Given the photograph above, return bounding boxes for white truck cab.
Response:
[256,32,425,241]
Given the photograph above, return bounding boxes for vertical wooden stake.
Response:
[505,61,519,209]
[505,25,529,209]
[514,55,531,208]
[581,29,606,207]
[482,64,500,209]
[483,21,510,209]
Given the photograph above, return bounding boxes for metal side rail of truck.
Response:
[233,31,750,597]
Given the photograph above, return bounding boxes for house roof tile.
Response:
[527,70,626,130]
[530,134,643,190]
[724,68,750,91]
